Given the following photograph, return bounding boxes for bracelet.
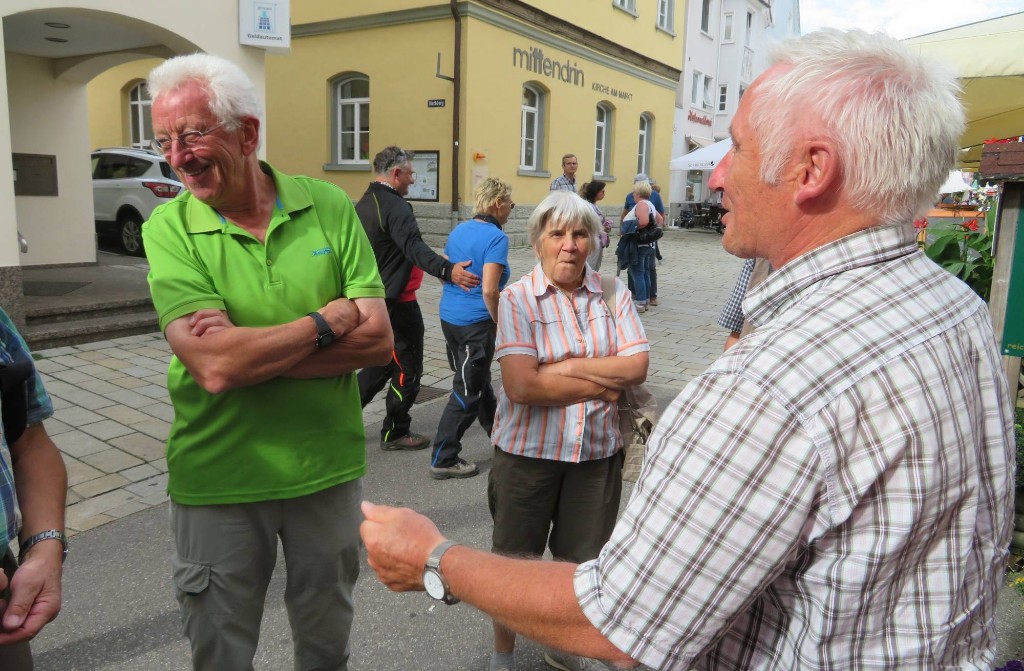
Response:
[18,529,68,565]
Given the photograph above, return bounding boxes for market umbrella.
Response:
[904,12,1024,169]
[938,170,973,194]
[669,138,734,171]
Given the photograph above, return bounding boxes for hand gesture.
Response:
[450,261,481,291]
[0,543,63,645]
[320,297,360,338]
[189,309,235,337]
[360,501,446,593]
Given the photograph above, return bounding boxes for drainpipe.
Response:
[450,0,462,215]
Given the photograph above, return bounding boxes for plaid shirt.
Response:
[550,174,577,192]
[493,264,649,461]
[0,308,54,547]
[575,224,1014,670]
[717,258,754,333]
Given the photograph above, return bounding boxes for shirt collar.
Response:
[744,223,918,328]
[528,262,602,297]
[183,162,312,234]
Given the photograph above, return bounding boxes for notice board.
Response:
[1001,202,1024,356]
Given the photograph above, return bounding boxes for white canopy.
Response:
[670,138,733,171]
[938,170,972,194]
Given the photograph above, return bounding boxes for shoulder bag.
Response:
[601,274,658,483]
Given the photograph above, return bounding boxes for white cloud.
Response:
[801,0,1024,39]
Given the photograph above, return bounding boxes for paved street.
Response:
[23,229,1024,669]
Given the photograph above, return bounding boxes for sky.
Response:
[800,0,1024,39]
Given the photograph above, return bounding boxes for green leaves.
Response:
[923,221,994,302]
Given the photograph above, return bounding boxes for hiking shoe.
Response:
[636,304,648,313]
[430,458,479,480]
[544,651,608,671]
[649,297,659,306]
[380,433,430,451]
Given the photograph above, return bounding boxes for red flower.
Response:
[913,217,928,229]
[964,218,979,231]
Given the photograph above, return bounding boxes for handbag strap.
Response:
[601,273,617,322]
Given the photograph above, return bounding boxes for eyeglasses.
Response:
[151,123,225,154]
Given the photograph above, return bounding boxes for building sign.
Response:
[591,82,633,101]
[406,150,440,202]
[427,99,446,108]
[239,0,291,52]
[688,110,712,127]
[512,47,585,87]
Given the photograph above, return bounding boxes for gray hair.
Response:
[473,177,512,214]
[526,191,600,252]
[633,181,653,199]
[147,54,262,135]
[750,29,964,225]
[373,146,413,175]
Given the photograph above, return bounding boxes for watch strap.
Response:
[18,529,67,565]
[307,311,334,348]
[425,540,460,604]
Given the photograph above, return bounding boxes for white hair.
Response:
[527,191,600,252]
[148,54,263,137]
[750,29,964,225]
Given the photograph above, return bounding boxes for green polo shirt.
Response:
[143,163,385,505]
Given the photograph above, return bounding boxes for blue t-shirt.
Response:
[624,189,665,215]
[439,219,510,325]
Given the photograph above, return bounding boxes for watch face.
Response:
[423,569,446,600]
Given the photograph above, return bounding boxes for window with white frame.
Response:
[722,12,734,41]
[700,0,712,33]
[128,83,153,149]
[657,0,674,30]
[332,75,370,164]
[692,71,714,112]
[520,84,545,171]
[613,0,636,12]
[718,85,728,113]
[637,113,653,175]
[594,103,613,176]
[746,11,754,45]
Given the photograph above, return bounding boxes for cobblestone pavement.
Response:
[33,228,742,536]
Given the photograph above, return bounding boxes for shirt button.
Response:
[266,259,273,266]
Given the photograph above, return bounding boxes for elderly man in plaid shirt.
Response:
[361,29,1016,671]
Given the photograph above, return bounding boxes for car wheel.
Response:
[119,212,145,256]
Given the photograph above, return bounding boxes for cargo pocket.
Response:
[171,556,211,596]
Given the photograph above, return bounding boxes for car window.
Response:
[125,157,152,179]
[91,155,101,178]
[159,161,180,182]
[93,155,118,180]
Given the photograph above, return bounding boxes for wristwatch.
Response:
[423,540,460,605]
[18,529,68,565]
[307,311,335,348]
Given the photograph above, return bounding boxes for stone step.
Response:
[26,297,155,326]
[24,310,159,350]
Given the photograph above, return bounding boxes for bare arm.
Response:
[499,354,619,406]
[543,352,648,390]
[0,423,67,644]
[164,296,361,394]
[482,263,504,323]
[635,201,652,228]
[360,502,637,667]
[284,298,393,378]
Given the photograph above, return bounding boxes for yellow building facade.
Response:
[269,0,683,242]
[86,0,683,245]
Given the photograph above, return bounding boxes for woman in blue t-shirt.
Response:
[428,178,513,480]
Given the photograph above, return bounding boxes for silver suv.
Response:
[91,147,182,256]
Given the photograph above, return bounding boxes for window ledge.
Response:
[594,175,616,183]
[518,169,552,178]
[612,4,639,18]
[323,163,371,172]
[656,25,676,37]
[700,30,713,39]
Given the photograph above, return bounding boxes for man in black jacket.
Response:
[356,146,479,450]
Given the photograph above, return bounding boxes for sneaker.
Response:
[430,458,479,480]
[649,297,659,306]
[380,432,430,451]
[636,304,648,313]
[544,651,608,671]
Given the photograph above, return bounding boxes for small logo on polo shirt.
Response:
[311,247,332,257]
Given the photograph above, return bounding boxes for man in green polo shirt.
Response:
[142,54,391,671]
